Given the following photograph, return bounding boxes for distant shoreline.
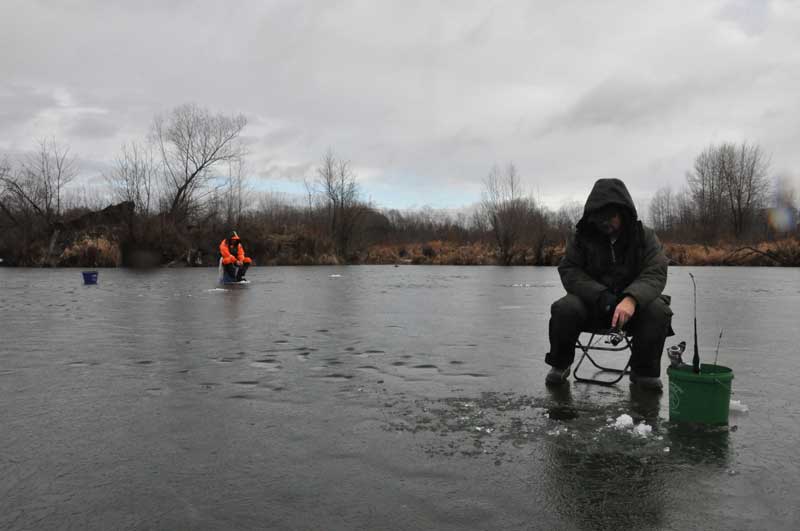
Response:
[3,239,797,268]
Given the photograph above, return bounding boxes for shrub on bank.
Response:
[59,236,122,267]
[663,238,800,266]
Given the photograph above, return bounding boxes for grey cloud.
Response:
[252,125,311,149]
[718,0,771,36]
[33,0,197,13]
[546,78,690,130]
[544,55,780,135]
[67,113,120,139]
[0,84,58,125]
[429,128,489,153]
[2,1,800,209]
[74,159,113,183]
[258,161,314,182]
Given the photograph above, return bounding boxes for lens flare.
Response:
[767,207,796,233]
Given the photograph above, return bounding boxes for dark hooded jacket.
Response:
[558,178,668,309]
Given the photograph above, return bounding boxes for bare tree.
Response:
[649,186,675,233]
[222,157,251,227]
[63,184,109,212]
[481,163,543,265]
[0,138,77,226]
[254,191,300,234]
[313,149,366,258]
[106,141,157,215]
[0,158,19,227]
[686,145,727,241]
[554,200,583,237]
[686,142,770,240]
[672,187,695,237]
[152,103,247,220]
[722,142,770,238]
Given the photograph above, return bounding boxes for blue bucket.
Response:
[82,271,98,285]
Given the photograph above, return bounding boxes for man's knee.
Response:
[551,295,588,322]
[632,296,673,335]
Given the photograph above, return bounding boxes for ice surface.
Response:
[547,426,569,436]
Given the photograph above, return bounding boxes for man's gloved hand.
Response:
[597,290,618,317]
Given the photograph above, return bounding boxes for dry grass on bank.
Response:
[664,238,800,266]
[365,241,494,265]
[364,241,564,265]
[363,238,799,267]
[59,236,122,267]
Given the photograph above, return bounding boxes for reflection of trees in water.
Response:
[539,385,731,530]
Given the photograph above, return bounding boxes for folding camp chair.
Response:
[573,328,632,386]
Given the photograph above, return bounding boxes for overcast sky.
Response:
[2,0,798,212]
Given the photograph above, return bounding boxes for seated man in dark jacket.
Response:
[546,178,673,390]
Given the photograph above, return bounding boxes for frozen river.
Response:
[1,266,798,529]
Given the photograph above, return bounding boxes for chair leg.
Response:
[572,335,632,386]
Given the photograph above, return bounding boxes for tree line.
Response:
[1,103,797,267]
[648,142,794,242]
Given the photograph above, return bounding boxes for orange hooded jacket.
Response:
[219,238,252,265]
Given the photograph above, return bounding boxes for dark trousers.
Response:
[223,262,249,281]
[545,294,673,377]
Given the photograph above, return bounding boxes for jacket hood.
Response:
[580,178,638,223]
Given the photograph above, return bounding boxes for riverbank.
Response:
[362,239,800,266]
[4,237,798,267]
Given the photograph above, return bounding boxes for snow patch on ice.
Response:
[632,423,652,437]
[729,400,749,413]
[613,414,634,429]
[610,414,653,438]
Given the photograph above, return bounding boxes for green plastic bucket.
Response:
[668,364,733,425]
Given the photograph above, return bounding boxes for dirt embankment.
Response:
[30,201,134,267]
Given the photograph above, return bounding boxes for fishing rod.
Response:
[689,272,700,373]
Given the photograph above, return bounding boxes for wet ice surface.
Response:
[1,266,799,530]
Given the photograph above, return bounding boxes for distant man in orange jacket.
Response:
[219,231,253,281]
